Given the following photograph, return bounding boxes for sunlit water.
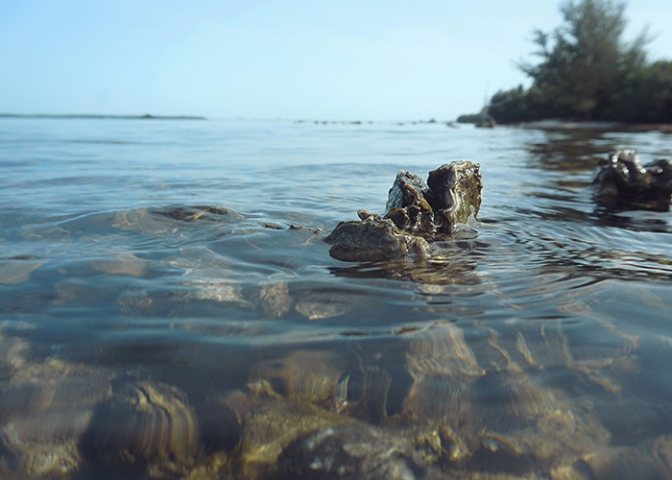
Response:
[1,118,672,479]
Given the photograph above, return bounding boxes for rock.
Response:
[325,162,482,262]
[84,379,200,478]
[274,424,434,480]
[0,360,116,478]
[325,215,412,263]
[591,150,672,208]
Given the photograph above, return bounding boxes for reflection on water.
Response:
[1,119,672,478]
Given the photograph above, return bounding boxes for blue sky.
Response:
[1,0,670,121]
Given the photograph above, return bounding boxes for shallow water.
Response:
[1,117,672,479]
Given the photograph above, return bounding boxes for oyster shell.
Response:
[426,161,483,231]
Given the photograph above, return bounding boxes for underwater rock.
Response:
[160,205,244,222]
[235,397,356,479]
[225,350,438,479]
[0,360,116,478]
[251,350,344,406]
[258,281,293,318]
[591,150,672,208]
[85,379,199,477]
[326,161,482,262]
[274,424,435,480]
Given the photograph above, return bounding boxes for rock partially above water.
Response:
[326,161,482,262]
[324,212,431,263]
[592,150,672,209]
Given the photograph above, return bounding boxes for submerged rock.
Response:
[0,360,116,479]
[85,379,200,478]
[591,150,672,209]
[275,424,434,480]
[326,161,482,262]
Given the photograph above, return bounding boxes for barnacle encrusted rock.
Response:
[592,149,672,208]
[326,161,482,262]
[324,211,431,263]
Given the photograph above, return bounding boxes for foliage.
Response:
[456,113,484,123]
[468,0,672,124]
[489,85,549,123]
[614,60,672,122]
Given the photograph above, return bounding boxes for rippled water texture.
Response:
[1,118,672,479]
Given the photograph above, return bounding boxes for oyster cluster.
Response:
[592,149,672,209]
[325,161,483,262]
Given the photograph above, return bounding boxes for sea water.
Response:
[1,117,672,478]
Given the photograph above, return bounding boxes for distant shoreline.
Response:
[0,113,206,120]
[514,120,672,133]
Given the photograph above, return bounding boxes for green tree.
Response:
[489,85,548,123]
[618,60,672,122]
[519,0,650,120]
[458,0,672,124]
[520,0,649,119]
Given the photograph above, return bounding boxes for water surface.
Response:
[1,118,672,479]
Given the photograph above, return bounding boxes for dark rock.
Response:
[274,424,435,480]
[158,205,244,222]
[592,150,672,208]
[324,214,423,263]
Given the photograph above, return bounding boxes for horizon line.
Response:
[0,113,207,120]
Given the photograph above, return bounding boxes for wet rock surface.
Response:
[324,212,426,263]
[326,161,483,262]
[592,149,672,209]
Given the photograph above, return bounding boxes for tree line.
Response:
[459,0,672,124]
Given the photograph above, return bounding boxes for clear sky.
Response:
[1,0,670,121]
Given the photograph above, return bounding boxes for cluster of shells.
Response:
[325,161,483,262]
[592,149,672,209]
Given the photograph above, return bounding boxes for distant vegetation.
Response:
[460,0,672,124]
[455,113,484,124]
